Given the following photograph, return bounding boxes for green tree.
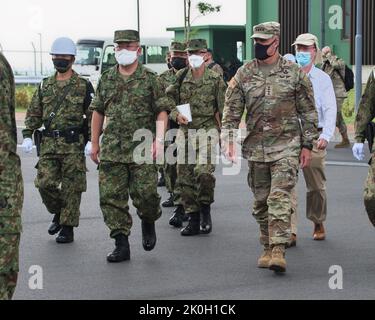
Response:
[184,1,221,41]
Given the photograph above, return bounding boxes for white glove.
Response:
[22,138,33,154]
[352,143,365,161]
[84,141,92,157]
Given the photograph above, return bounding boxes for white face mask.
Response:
[188,55,204,69]
[115,49,138,66]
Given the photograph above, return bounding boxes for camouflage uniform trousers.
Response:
[0,234,20,300]
[99,161,162,238]
[336,98,347,136]
[363,155,375,227]
[164,140,182,205]
[248,156,299,246]
[35,153,87,227]
[176,132,218,214]
[0,157,23,300]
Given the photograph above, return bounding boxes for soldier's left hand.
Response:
[300,148,312,169]
[317,138,328,150]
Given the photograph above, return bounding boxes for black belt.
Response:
[43,127,83,138]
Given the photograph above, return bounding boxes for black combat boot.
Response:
[48,213,61,235]
[142,220,157,251]
[55,226,74,243]
[162,193,175,207]
[169,205,184,228]
[107,234,130,262]
[200,204,212,234]
[181,213,200,236]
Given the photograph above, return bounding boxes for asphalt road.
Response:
[11,132,375,300]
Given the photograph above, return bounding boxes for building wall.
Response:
[246,0,351,64]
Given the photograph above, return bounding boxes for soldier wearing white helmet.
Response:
[21,37,95,244]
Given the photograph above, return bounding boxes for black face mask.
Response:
[170,57,187,70]
[53,59,71,73]
[255,40,276,61]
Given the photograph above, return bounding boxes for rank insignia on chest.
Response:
[265,85,273,97]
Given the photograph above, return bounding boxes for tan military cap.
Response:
[292,33,320,49]
[186,39,208,51]
[114,30,140,43]
[251,22,280,39]
[170,41,186,52]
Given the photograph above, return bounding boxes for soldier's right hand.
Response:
[176,114,189,125]
[21,138,33,154]
[90,142,100,164]
[352,143,365,161]
[224,142,237,163]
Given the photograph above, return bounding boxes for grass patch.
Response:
[15,85,37,111]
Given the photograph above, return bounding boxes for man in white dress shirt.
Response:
[288,33,337,246]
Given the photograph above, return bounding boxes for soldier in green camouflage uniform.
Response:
[221,22,318,273]
[22,37,94,243]
[0,52,23,300]
[158,41,189,226]
[164,39,226,236]
[321,46,349,148]
[352,70,375,227]
[90,30,169,262]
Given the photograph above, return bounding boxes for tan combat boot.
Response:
[269,244,287,273]
[313,223,326,240]
[334,133,350,148]
[257,245,272,268]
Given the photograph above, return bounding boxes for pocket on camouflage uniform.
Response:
[62,156,87,193]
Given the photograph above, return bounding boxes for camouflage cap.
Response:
[292,33,320,50]
[186,39,208,51]
[114,30,140,43]
[170,41,187,52]
[251,21,280,39]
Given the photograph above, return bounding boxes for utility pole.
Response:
[38,33,43,76]
[137,0,140,36]
[355,0,363,112]
[31,42,37,76]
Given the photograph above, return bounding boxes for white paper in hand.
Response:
[177,103,192,122]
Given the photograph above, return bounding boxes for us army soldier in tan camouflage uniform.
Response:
[165,39,226,236]
[22,37,94,244]
[221,22,318,273]
[322,46,350,148]
[90,30,169,262]
[0,52,23,300]
[352,69,375,227]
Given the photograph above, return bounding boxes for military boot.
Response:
[257,245,272,268]
[48,213,61,235]
[169,205,184,228]
[142,220,157,251]
[269,244,287,273]
[56,226,74,244]
[162,193,175,207]
[334,133,350,148]
[181,213,200,236]
[107,234,130,262]
[200,204,212,234]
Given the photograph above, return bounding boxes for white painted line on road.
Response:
[326,161,368,167]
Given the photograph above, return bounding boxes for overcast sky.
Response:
[0,0,246,72]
